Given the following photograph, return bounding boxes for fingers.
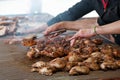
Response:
[44,22,64,35]
[69,28,95,46]
[68,31,81,46]
[44,26,56,36]
[70,39,76,46]
[69,31,80,41]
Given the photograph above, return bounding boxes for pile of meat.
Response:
[0,16,28,36]
[22,36,120,76]
[0,16,18,36]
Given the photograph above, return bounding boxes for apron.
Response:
[97,0,120,45]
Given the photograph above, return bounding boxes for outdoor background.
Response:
[0,0,98,17]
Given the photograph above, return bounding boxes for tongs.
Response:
[36,29,66,39]
[23,29,66,41]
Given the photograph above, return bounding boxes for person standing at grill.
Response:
[44,0,120,46]
[6,0,120,46]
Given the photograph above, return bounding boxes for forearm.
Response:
[64,17,98,31]
[47,0,94,26]
[44,17,98,36]
[96,20,120,35]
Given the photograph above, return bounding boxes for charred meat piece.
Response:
[77,62,100,71]
[69,66,90,75]
[27,47,36,59]
[64,62,78,71]
[22,35,37,47]
[92,38,103,45]
[102,55,115,62]
[84,57,98,63]
[31,66,54,76]
[31,61,56,76]
[26,46,40,59]
[91,52,102,58]
[84,62,100,71]
[67,51,83,62]
[40,46,65,58]
[116,60,120,68]
[83,38,92,45]
[112,48,120,58]
[90,52,103,63]
[81,40,99,54]
[100,61,118,70]
[32,61,47,68]
[34,36,70,58]
[100,44,113,56]
[38,66,53,76]
[49,58,66,69]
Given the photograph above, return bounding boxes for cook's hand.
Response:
[69,28,95,46]
[44,22,65,36]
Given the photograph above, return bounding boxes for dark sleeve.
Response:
[47,0,94,26]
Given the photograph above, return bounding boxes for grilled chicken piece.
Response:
[31,66,53,76]
[102,55,115,62]
[69,66,90,75]
[49,58,66,69]
[100,61,118,70]
[31,61,47,72]
[27,46,41,59]
[67,51,83,62]
[77,62,100,71]
[27,47,36,59]
[100,44,113,56]
[22,35,37,47]
[91,52,102,58]
[82,42,99,54]
[31,60,56,76]
[38,66,53,76]
[32,61,47,68]
[34,36,70,58]
[83,38,92,45]
[47,46,65,57]
[85,62,100,71]
[31,67,39,72]
[64,62,78,71]
[82,46,94,54]
[112,48,120,58]
[92,38,103,45]
[90,52,103,63]
[84,57,98,63]
[116,60,120,68]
